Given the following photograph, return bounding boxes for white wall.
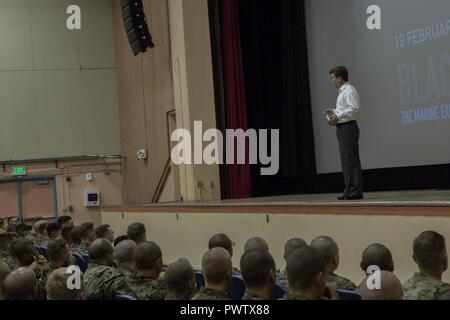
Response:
[0,0,120,160]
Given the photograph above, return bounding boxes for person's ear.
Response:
[315,272,325,287]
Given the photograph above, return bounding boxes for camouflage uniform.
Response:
[84,262,136,300]
[242,291,265,300]
[283,293,312,300]
[76,242,90,256]
[126,275,168,300]
[30,261,58,300]
[116,264,136,279]
[0,251,19,270]
[232,266,241,275]
[25,233,39,244]
[325,271,356,290]
[403,273,450,300]
[191,287,229,300]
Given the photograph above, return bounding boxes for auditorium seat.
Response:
[116,295,137,300]
[228,275,246,300]
[72,253,88,273]
[271,282,288,300]
[336,289,362,300]
[36,246,48,259]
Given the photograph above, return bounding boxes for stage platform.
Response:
[103,189,450,217]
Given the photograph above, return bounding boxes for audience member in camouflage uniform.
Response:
[278,238,307,287]
[12,239,47,269]
[30,239,75,300]
[358,270,403,300]
[284,246,339,300]
[311,236,356,290]
[126,241,167,300]
[68,226,83,255]
[35,223,50,247]
[0,260,11,300]
[240,249,277,300]
[164,258,196,300]
[76,223,96,256]
[114,240,137,279]
[84,239,135,300]
[46,267,85,300]
[208,233,240,275]
[360,243,394,275]
[56,216,74,237]
[3,267,37,300]
[403,231,450,300]
[126,223,147,245]
[192,248,232,300]
[96,224,115,243]
[0,233,19,270]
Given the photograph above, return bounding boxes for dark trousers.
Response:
[336,121,363,197]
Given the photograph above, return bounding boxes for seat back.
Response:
[36,246,48,259]
[336,289,362,300]
[228,276,246,300]
[194,271,205,290]
[271,282,288,300]
[116,295,137,300]
[72,253,88,273]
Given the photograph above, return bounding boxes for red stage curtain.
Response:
[221,0,252,198]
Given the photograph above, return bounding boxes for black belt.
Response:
[337,120,357,127]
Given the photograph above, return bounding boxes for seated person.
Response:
[3,267,37,300]
[0,260,11,300]
[208,233,239,274]
[403,231,450,300]
[278,238,307,286]
[46,267,86,300]
[95,224,115,243]
[165,258,196,300]
[192,248,232,300]
[284,246,338,300]
[84,239,135,300]
[77,223,96,255]
[126,241,167,300]
[0,233,19,270]
[358,270,403,300]
[12,239,47,268]
[240,249,277,300]
[126,223,147,245]
[311,236,356,290]
[114,240,137,278]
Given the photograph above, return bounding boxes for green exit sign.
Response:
[12,166,26,176]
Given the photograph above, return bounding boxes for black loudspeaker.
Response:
[121,0,155,55]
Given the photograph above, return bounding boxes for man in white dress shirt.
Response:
[326,66,364,200]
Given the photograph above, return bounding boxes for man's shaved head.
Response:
[165,258,195,298]
[361,243,394,273]
[359,271,403,300]
[240,249,276,289]
[88,239,114,263]
[0,261,11,300]
[244,237,269,253]
[46,268,85,300]
[134,241,162,271]
[3,268,37,300]
[202,247,232,286]
[311,236,339,268]
[286,246,326,292]
[114,239,136,265]
[284,238,307,260]
[208,234,234,257]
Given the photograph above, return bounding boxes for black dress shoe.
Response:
[346,195,364,200]
[337,196,348,200]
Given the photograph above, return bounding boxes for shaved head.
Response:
[208,234,234,257]
[134,241,162,271]
[202,247,232,286]
[165,258,195,298]
[114,239,136,265]
[311,236,339,267]
[359,271,403,300]
[361,243,394,273]
[244,237,269,253]
[284,238,307,260]
[3,268,37,300]
[47,268,85,300]
[0,261,11,300]
[88,239,114,263]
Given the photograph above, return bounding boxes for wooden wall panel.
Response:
[112,0,175,204]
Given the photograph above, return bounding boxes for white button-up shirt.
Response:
[334,82,361,124]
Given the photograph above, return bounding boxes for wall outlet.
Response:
[86,172,93,181]
[137,149,148,160]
